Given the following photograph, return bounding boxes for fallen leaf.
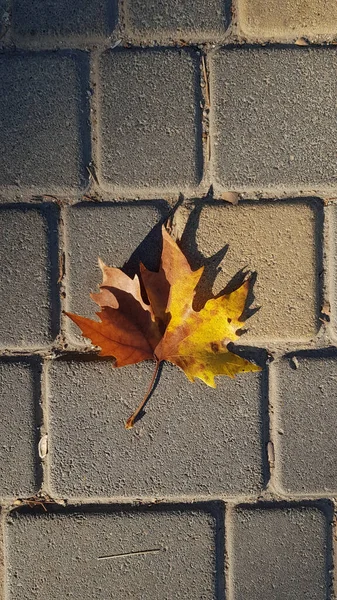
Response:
[66,226,261,429]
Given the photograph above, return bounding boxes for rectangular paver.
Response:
[237,0,337,39]
[231,505,329,600]
[0,359,40,498]
[125,0,228,41]
[273,354,337,495]
[0,204,59,348]
[194,200,320,343]
[97,48,203,193]
[6,504,223,600]
[64,201,169,344]
[211,48,337,192]
[0,52,90,193]
[47,358,265,497]
[12,0,117,39]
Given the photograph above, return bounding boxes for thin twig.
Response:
[125,359,160,429]
[97,548,162,560]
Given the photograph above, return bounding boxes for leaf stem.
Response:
[125,359,160,430]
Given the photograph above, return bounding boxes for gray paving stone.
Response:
[0,52,90,193]
[273,355,337,494]
[12,0,117,39]
[231,505,329,600]
[64,201,170,344]
[0,205,59,348]
[211,48,337,191]
[98,49,202,192]
[47,358,265,497]
[0,359,40,497]
[125,0,228,40]
[6,504,223,600]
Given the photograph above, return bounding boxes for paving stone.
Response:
[47,358,265,497]
[125,0,228,40]
[0,359,40,497]
[273,355,337,494]
[0,52,90,193]
[12,0,117,39]
[211,48,337,191]
[64,201,169,344]
[6,505,222,600]
[193,200,320,343]
[237,0,337,39]
[231,505,329,600]
[0,205,59,348]
[98,49,202,192]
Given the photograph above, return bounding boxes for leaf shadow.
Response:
[178,199,259,320]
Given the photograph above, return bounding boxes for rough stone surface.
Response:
[329,205,337,340]
[231,505,329,600]
[237,0,337,39]
[0,52,89,193]
[47,359,265,497]
[0,205,59,348]
[0,360,40,497]
[12,0,116,38]
[211,48,337,192]
[6,505,222,600]
[64,201,170,344]
[125,0,228,39]
[98,49,202,192]
[273,355,337,494]
[193,200,320,343]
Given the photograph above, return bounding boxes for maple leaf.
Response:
[66,226,261,429]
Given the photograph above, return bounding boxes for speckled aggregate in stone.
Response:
[125,0,227,39]
[6,507,220,600]
[211,48,337,191]
[47,359,264,497]
[273,356,337,494]
[64,202,169,344]
[0,52,89,193]
[0,205,58,348]
[238,0,337,38]
[98,49,202,191]
[12,0,116,38]
[195,200,319,342]
[0,360,39,497]
[232,506,328,600]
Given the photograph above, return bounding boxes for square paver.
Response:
[211,47,337,191]
[273,354,337,494]
[125,0,228,40]
[0,204,59,348]
[0,52,90,193]
[6,504,223,600]
[64,201,169,344]
[194,200,320,343]
[98,48,203,193]
[231,505,329,600]
[237,0,337,39]
[12,0,117,39]
[47,358,265,497]
[0,359,40,497]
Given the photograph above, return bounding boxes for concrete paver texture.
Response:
[0,0,336,598]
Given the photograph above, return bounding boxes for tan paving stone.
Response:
[194,200,320,343]
[238,0,337,39]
